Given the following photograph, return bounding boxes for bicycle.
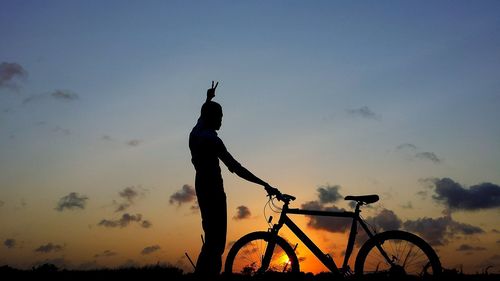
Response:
[224,189,442,279]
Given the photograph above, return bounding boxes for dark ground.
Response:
[1,264,499,281]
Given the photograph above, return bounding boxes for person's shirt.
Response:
[189,119,242,180]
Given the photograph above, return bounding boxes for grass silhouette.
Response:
[1,264,499,281]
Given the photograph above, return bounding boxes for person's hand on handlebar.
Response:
[264,183,281,197]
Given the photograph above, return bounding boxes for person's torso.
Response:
[189,120,223,181]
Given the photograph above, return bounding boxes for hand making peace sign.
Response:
[206,81,219,102]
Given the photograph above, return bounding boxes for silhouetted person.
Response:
[189,81,277,276]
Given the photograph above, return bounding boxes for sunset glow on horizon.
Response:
[1,0,500,275]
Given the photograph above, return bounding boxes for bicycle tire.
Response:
[355,230,441,279]
[224,231,300,275]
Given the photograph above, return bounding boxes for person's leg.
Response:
[195,192,227,275]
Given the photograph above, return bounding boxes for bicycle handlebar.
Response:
[266,188,296,202]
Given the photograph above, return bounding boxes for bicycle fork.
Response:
[259,237,277,273]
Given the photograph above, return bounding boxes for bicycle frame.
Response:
[265,200,389,276]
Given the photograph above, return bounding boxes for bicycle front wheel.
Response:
[224,231,299,275]
[355,230,441,279]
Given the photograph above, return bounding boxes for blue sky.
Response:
[1,0,500,273]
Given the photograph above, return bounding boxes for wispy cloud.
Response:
[98,213,151,229]
[347,106,380,120]
[141,245,161,255]
[53,126,71,136]
[94,250,118,258]
[119,186,140,201]
[456,244,486,252]
[51,89,79,101]
[114,186,147,212]
[126,139,143,147]
[55,192,88,212]
[141,220,152,228]
[23,89,80,105]
[397,144,443,164]
[415,152,442,164]
[233,205,251,220]
[0,62,27,91]
[101,135,113,141]
[431,178,500,211]
[169,185,196,206]
[4,238,16,249]
[397,143,417,151]
[34,243,64,253]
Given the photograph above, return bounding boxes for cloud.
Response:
[0,62,27,90]
[301,201,350,233]
[403,215,484,246]
[347,106,380,120]
[190,201,200,212]
[32,258,69,270]
[170,184,196,206]
[119,259,140,268]
[397,143,418,150]
[55,192,88,211]
[141,220,152,228]
[300,184,350,232]
[51,89,79,101]
[365,209,402,231]
[114,186,147,212]
[415,152,442,163]
[94,250,117,258]
[233,205,251,220]
[126,139,142,147]
[98,213,151,229]
[352,208,403,245]
[4,238,16,249]
[101,135,113,141]
[397,144,442,164]
[114,202,131,212]
[53,126,71,136]
[23,89,79,105]
[317,185,343,204]
[400,201,413,209]
[119,186,140,201]
[34,243,64,253]
[22,93,45,105]
[431,178,500,211]
[141,245,161,255]
[456,244,486,252]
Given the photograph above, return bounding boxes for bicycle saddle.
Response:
[344,195,379,204]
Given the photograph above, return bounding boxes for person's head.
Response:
[200,101,223,130]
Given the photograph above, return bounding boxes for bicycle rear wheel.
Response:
[355,230,441,279]
[224,231,299,275]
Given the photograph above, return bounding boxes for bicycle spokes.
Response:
[231,239,293,275]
